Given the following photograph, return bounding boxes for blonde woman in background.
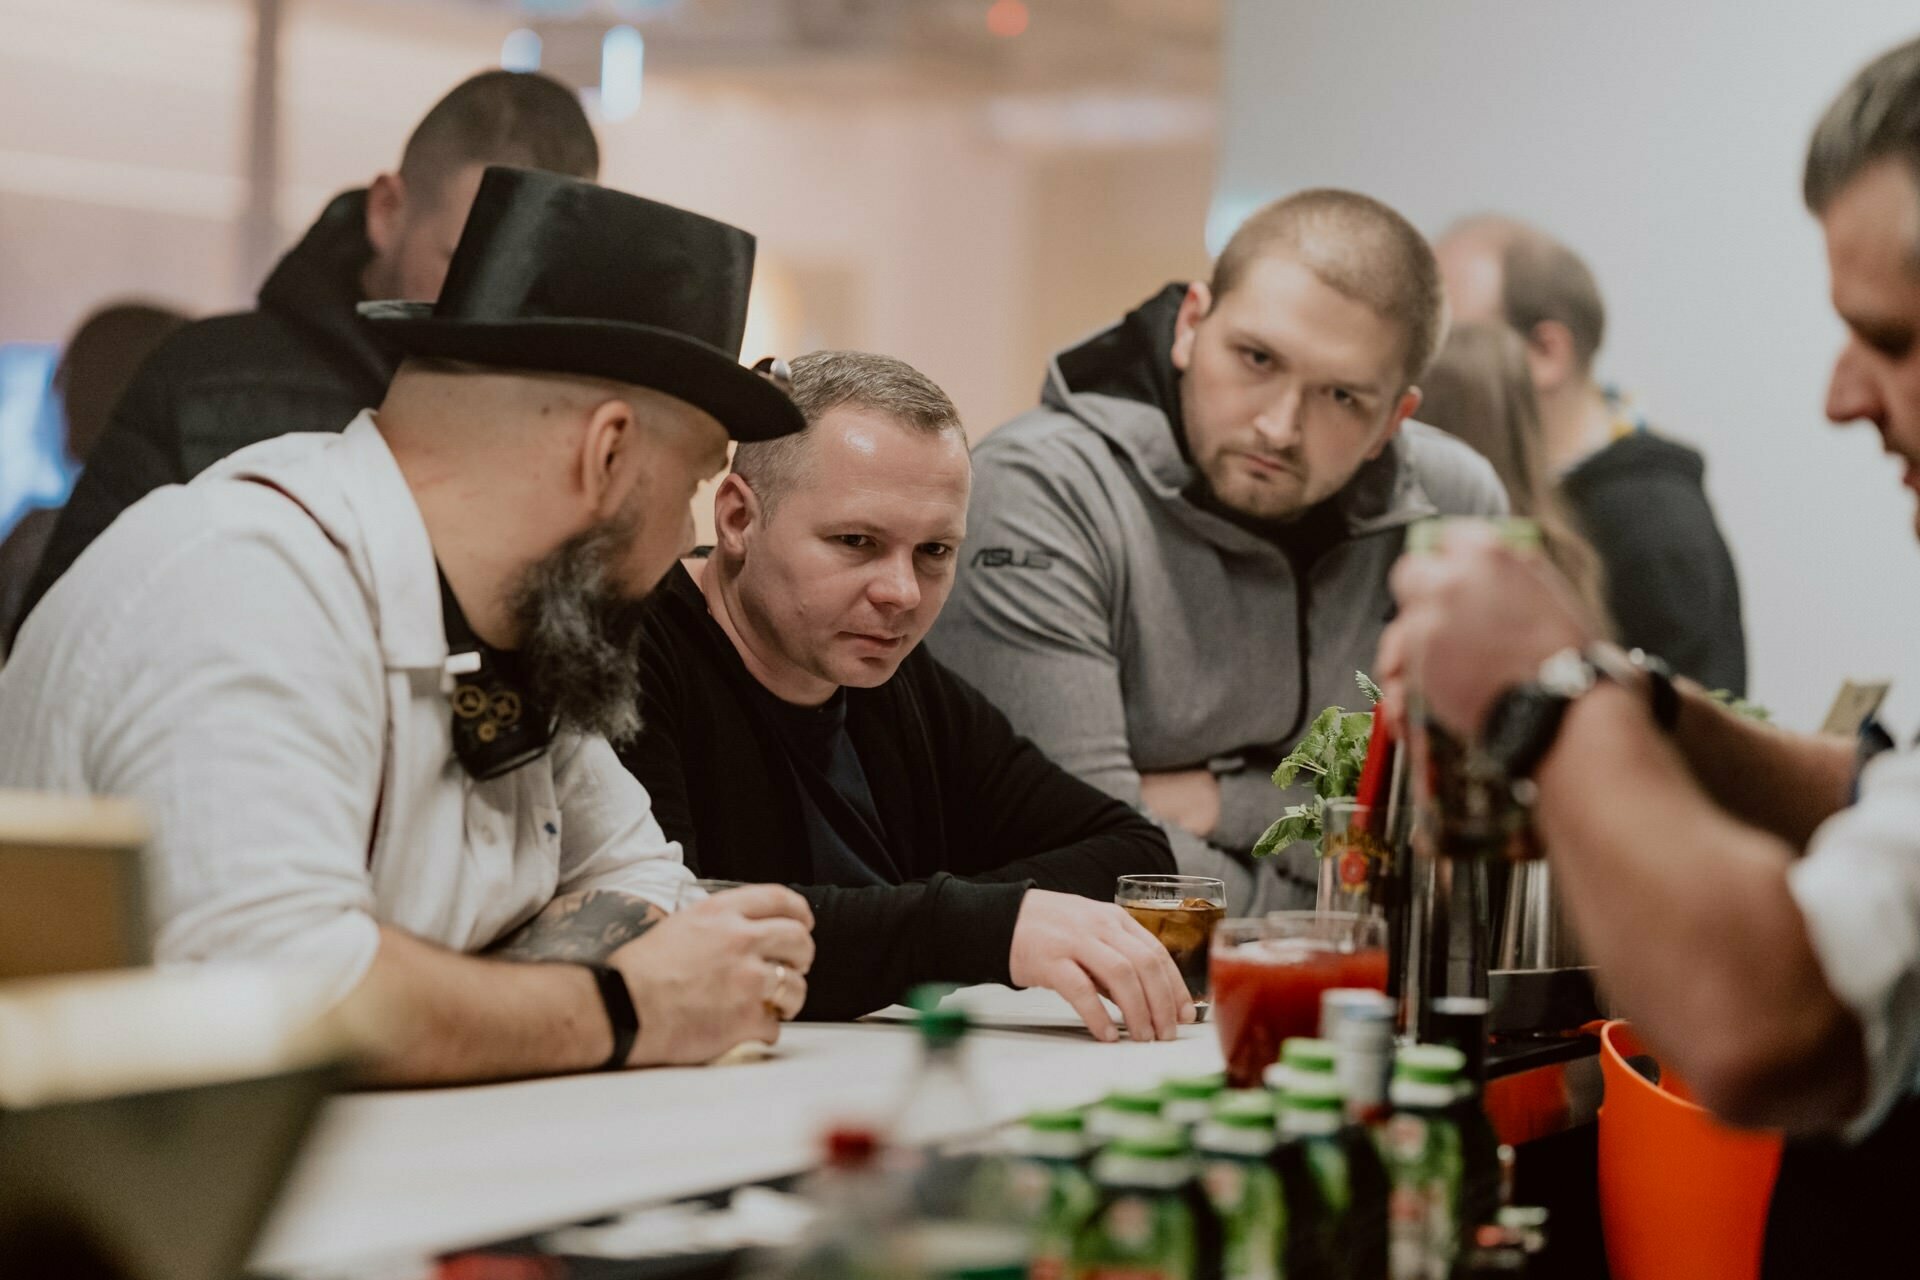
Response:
[1416,322,1612,634]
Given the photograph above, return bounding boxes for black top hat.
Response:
[359,166,803,442]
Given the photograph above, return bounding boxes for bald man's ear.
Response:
[1524,320,1581,394]
[578,397,637,519]
[1171,281,1212,373]
[710,473,761,560]
[1367,387,1420,461]
[365,172,407,265]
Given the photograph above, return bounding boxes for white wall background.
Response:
[1218,1,1920,732]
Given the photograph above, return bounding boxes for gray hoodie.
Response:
[928,289,1507,913]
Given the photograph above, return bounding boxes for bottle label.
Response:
[1104,1196,1155,1250]
[1201,1160,1246,1212]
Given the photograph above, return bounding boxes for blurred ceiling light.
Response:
[986,0,1030,39]
[501,27,543,71]
[599,24,645,122]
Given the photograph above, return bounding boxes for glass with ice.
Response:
[1210,912,1389,1088]
[1116,874,1228,1018]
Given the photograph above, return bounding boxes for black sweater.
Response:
[1560,431,1747,695]
[619,565,1176,1020]
[19,190,395,634]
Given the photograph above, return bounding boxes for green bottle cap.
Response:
[916,1003,969,1045]
[1102,1088,1165,1115]
[1280,1037,1338,1074]
[1405,516,1542,556]
[1282,1076,1345,1112]
[1025,1109,1087,1133]
[1212,1091,1279,1128]
[1107,1126,1189,1160]
[906,982,958,1011]
[1394,1043,1466,1084]
[1213,1090,1274,1120]
[1162,1073,1226,1101]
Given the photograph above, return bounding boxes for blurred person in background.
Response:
[1434,214,1747,694]
[0,301,185,655]
[0,170,815,1085]
[622,350,1189,1039]
[930,189,1506,914]
[1416,321,1611,629]
[1381,35,1920,1276]
[14,69,599,637]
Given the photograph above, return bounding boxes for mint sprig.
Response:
[1253,672,1379,858]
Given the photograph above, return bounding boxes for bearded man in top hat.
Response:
[0,168,815,1086]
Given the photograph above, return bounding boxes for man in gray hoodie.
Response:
[929,189,1507,912]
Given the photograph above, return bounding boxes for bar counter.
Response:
[251,987,1222,1275]
[252,988,1606,1277]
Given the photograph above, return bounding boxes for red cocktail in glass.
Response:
[1210,912,1389,1088]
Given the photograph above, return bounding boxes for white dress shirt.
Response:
[1791,742,1920,1138]
[0,413,690,1004]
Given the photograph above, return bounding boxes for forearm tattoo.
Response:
[490,889,662,963]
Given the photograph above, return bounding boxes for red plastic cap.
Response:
[822,1124,881,1167]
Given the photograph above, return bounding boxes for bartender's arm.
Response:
[1379,530,1868,1133]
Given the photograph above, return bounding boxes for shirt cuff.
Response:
[1789,818,1920,1142]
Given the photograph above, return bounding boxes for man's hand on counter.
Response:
[1008,889,1194,1044]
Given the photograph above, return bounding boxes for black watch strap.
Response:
[583,964,640,1071]
[1631,650,1680,733]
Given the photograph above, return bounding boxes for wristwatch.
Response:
[1481,644,1676,781]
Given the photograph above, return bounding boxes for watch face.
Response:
[1483,686,1570,778]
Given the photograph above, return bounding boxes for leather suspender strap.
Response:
[237,476,390,867]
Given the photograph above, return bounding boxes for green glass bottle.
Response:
[1072,1125,1224,1280]
[1195,1091,1284,1280]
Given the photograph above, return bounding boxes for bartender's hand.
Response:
[611,884,815,1066]
[1008,889,1195,1043]
[1377,524,1596,739]
[1139,769,1221,839]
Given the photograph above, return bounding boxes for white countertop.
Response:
[250,986,1224,1276]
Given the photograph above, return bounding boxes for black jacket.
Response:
[16,190,394,635]
[619,565,1177,1020]
[1560,432,1747,695]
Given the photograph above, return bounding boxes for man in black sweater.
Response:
[13,70,599,642]
[1435,215,1748,694]
[620,351,1192,1038]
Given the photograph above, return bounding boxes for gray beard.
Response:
[508,511,648,747]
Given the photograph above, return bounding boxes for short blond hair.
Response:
[731,350,964,511]
[1210,188,1446,386]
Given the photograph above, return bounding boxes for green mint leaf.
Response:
[1356,671,1384,705]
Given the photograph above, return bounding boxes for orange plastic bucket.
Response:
[1597,1020,1783,1280]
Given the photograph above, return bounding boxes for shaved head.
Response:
[1210,188,1447,386]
